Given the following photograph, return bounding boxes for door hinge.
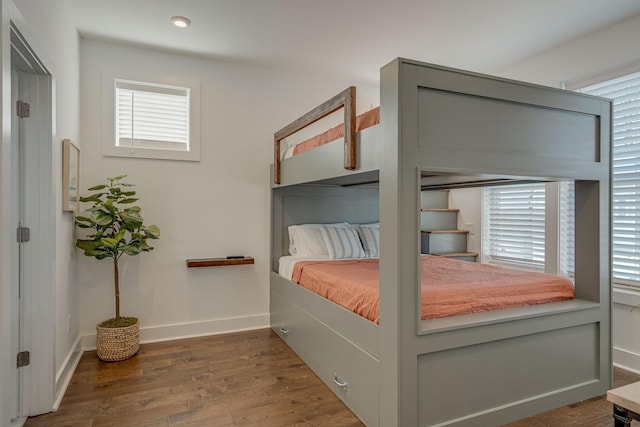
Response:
[17,226,30,243]
[16,100,30,118]
[17,351,30,368]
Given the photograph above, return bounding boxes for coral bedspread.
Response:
[290,255,575,323]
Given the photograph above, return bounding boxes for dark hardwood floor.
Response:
[25,329,362,427]
[24,328,640,426]
[504,367,640,427]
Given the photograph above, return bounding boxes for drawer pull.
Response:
[333,373,348,389]
[279,327,289,335]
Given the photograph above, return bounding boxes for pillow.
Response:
[321,225,366,259]
[288,223,349,256]
[355,224,380,258]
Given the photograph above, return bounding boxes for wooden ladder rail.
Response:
[273,86,356,184]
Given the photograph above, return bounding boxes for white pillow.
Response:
[355,224,380,258]
[321,225,366,259]
[288,223,349,256]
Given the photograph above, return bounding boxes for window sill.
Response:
[102,145,200,162]
[613,284,640,307]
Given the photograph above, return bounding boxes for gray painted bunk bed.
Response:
[270,58,611,426]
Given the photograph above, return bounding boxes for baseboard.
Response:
[613,347,640,374]
[10,417,26,427]
[80,313,270,350]
[54,335,83,410]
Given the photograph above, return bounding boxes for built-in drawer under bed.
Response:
[271,284,379,426]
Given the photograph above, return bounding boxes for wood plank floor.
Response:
[24,328,640,426]
[25,329,362,427]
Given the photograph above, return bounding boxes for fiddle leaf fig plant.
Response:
[75,175,160,327]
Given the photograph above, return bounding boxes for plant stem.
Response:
[114,257,120,320]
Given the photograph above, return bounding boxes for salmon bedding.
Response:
[291,107,380,156]
[290,255,575,323]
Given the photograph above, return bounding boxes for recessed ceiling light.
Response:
[171,16,191,29]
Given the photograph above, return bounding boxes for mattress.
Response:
[285,255,575,323]
[282,106,380,159]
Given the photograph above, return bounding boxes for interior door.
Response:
[9,65,25,421]
[8,23,56,418]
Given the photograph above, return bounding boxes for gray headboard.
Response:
[271,185,379,271]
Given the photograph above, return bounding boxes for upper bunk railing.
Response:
[274,86,356,184]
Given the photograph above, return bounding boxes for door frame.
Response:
[1,2,56,424]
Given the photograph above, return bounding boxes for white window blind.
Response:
[484,183,546,269]
[581,72,640,283]
[115,79,190,151]
[559,181,575,278]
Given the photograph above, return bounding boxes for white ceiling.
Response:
[67,0,640,82]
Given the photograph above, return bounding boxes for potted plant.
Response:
[75,175,160,361]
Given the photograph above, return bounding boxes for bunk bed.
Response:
[270,58,611,426]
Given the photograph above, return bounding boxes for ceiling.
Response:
[67,0,640,82]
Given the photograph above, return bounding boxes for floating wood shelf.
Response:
[186,257,254,268]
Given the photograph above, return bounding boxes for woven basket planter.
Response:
[96,318,140,362]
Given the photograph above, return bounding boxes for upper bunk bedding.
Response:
[282,107,380,159]
[280,255,575,323]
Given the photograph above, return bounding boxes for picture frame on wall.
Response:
[62,138,80,211]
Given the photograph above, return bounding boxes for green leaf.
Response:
[92,210,114,226]
[80,194,104,203]
[100,237,119,249]
[114,228,126,242]
[75,216,95,227]
[120,198,139,204]
[76,239,102,251]
[121,245,142,256]
[143,225,160,239]
[120,210,143,228]
[87,184,107,191]
[108,175,127,182]
[94,252,112,260]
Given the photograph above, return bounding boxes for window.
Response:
[102,72,200,161]
[484,183,546,270]
[116,80,189,151]
[578,71,640,284]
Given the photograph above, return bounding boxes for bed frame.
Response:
[270,58,611,426]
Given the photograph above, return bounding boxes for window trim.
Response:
[566,65,640,287]
[102,69,201,161]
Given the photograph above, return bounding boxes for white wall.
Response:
[496,14,640,88]
[448,188,482,257]
[78,39,378,344]
[495,14,640,373]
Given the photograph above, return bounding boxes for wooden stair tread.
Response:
[421,208,460,212]
[432,252,478,258]
[421,229,469,234]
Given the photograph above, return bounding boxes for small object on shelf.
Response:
[186,256,254,268]
[226,255,245,259]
